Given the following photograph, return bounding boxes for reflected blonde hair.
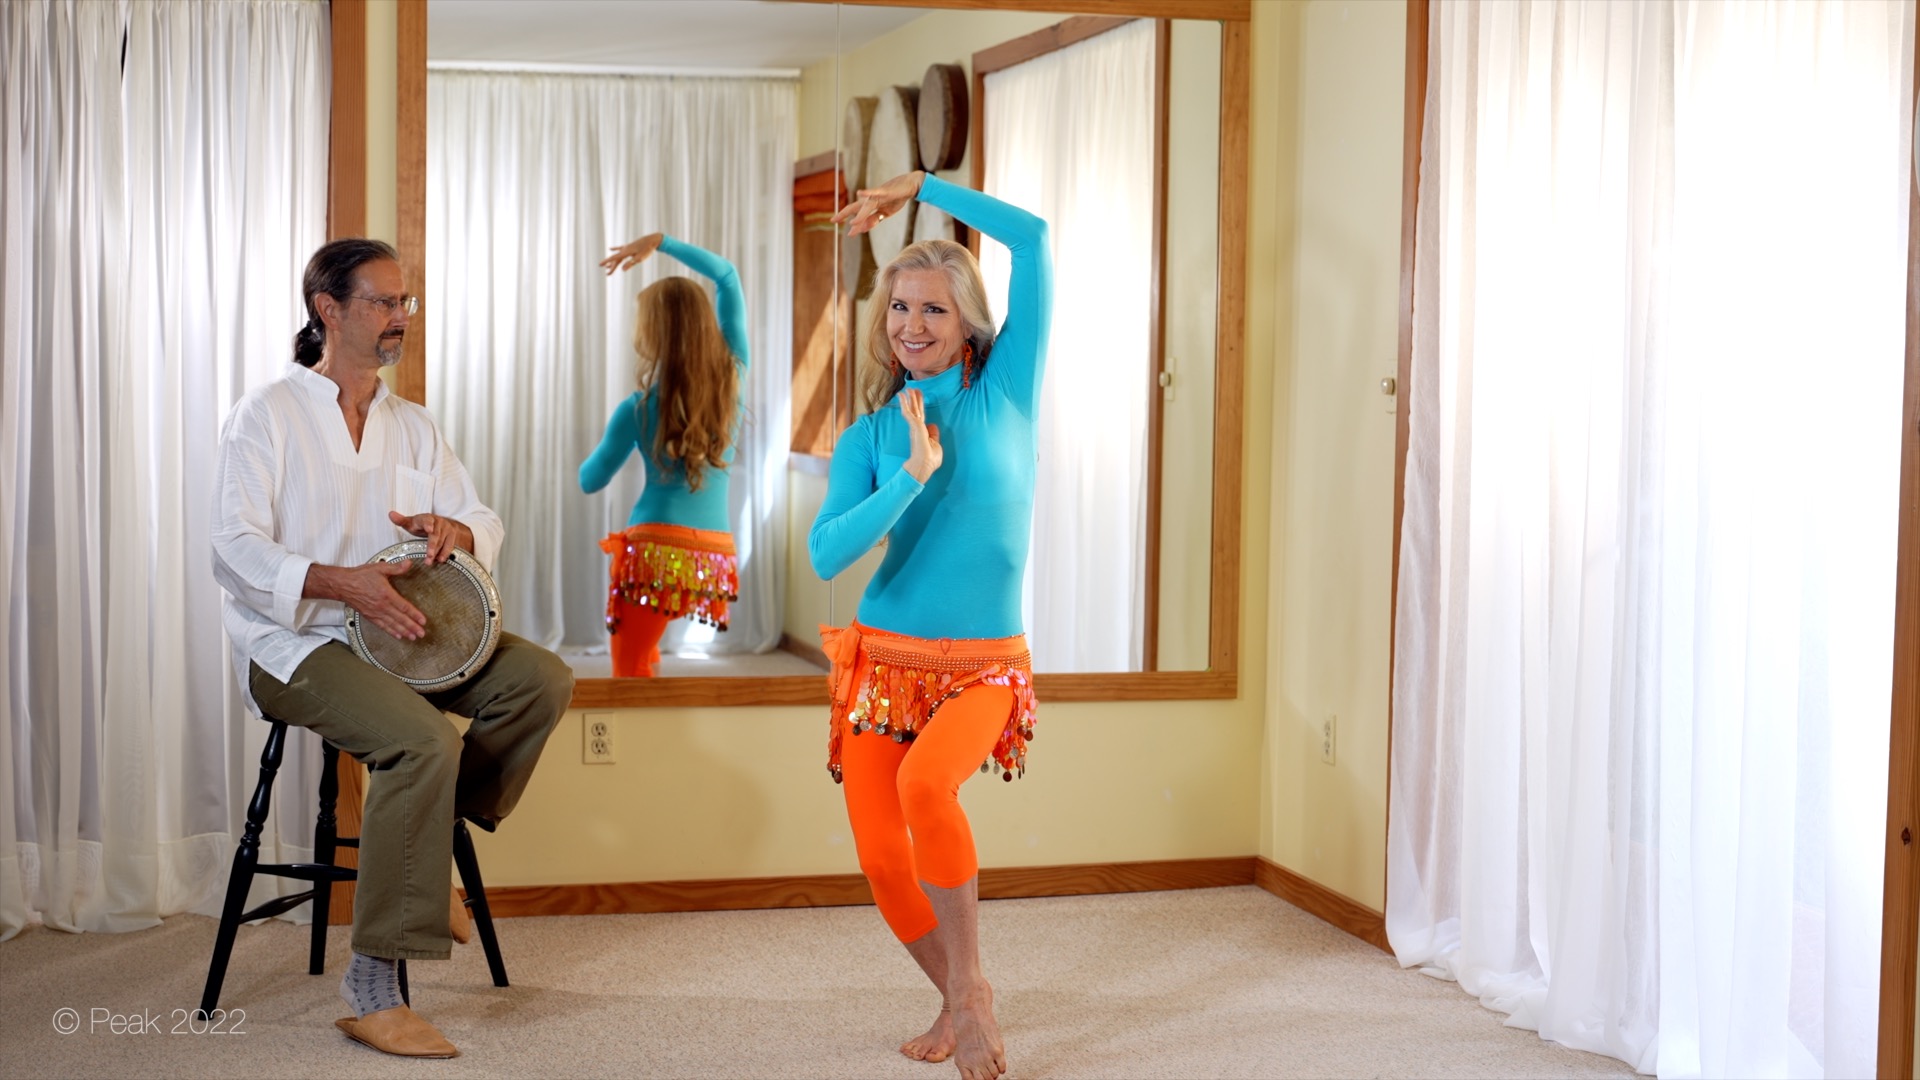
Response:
[860,239,997,413]
[633,276,738,493]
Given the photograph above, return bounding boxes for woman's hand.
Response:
[833,171,925,237]
[600,233,664,275]
[900,389,943,483]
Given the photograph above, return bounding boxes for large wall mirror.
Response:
[417,0,1248,708]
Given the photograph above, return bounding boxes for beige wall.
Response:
[467,698,1260,884]
[1159,20,1223,672]
[364,0,399,244]
[1258,0,1404,911]
[365,1,400,393]
[368,1,1404,909]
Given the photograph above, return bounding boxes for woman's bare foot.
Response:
[901,1005,955,1063]
[948,981,1005,1080]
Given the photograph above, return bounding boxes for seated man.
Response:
[211,238,572,1058]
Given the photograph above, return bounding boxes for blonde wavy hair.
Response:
[633,276,739,493]
[860,239,997,413]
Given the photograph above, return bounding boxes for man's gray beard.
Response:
[377,338,403,366]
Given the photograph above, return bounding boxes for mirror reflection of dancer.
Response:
[812,170,1051,1080]
[582,233,746,677]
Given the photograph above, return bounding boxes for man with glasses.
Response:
[210,238,572,1058]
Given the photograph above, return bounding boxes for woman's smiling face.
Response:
[886,268,965,380]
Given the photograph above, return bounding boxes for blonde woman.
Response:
[812,171,1051,1080]
[583,233,745,676]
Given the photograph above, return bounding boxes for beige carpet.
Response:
[1,886,1639,1079]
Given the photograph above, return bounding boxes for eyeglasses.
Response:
[347,293,420,317]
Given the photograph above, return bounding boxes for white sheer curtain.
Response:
[2,0,329,940]
[982,18,1153,673]
[427,71,794,659]
[1388,2,1914,1076]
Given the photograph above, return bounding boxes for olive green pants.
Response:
[249,634,572,960]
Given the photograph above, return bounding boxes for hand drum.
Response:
[346,540,502,693]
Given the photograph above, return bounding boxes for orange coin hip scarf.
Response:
[601,523,738,632]
[820,622,1037,784]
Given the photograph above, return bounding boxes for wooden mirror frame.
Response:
[369,0,1251,708]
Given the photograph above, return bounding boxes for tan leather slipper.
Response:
[334,1005,460,1058]
[449,886,472,945]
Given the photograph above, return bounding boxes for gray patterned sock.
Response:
[339,951,403,1018]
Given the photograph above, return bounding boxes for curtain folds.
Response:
[426,71,795,660]
[1,0,330,940]
[982,18,1154,673]
[1388,2,1914,1076]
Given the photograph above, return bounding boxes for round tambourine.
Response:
[346,540,502,693]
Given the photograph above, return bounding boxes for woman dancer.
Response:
[582,233,745,676]
[812,170,1051,1080]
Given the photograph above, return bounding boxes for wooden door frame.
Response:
[1877,2,1920,1073]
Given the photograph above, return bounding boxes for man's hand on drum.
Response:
[388,509,473,565]
[320,561,429,641]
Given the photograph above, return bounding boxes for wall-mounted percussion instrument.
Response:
[841,95,880,299]
[865,84,920,268]
[347,539,502,693]
[913,203,957,245]
[917,63,968,173]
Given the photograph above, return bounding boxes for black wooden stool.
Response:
[198,717,509,1017]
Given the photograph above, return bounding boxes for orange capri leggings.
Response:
[822,623,1037,942]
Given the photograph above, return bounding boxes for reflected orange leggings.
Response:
[609,599,668,678]
[842,684,1015,942]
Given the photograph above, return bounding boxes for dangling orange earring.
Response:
[890,356,901,378]
[961,342,974,389]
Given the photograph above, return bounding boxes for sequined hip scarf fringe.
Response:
[601,523,738,632]
[819,621,1037,785]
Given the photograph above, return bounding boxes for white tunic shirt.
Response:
[211,364,504,705]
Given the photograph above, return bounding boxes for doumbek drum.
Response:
[346,539,502,693]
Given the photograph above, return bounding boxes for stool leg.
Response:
[309,742,341,975]
[199,720,288,1019]
[453,820,509,987]
[398,958,410,1006]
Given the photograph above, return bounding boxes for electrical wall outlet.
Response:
[1321,715,1337,765]
[583,713,615,764]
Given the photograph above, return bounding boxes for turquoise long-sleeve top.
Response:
[579,235,748,533]
[809,175,1053,640]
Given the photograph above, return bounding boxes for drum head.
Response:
[917,63,968,172]
[913,203,956,245]
[347,540,502,694]
[865,85,921,267]
[841,95,882,299]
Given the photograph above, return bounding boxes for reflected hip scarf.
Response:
[820,621,1037,784]
[600,523,738,632]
